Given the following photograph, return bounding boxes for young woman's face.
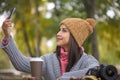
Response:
[57,24,70,49]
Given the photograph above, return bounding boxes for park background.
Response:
[0,0,120,79]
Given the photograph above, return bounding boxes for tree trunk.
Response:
[83,0,99,61]
[34,0,40,57]
[22,21,33,57]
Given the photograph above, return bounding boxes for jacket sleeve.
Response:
[60,55,99,80]
[1,36,31,73]
[1,36,46,75]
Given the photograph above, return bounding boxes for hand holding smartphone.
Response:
[8,8,16,19]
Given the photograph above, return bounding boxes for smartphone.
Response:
[8,8,16,19]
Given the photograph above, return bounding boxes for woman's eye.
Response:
[62,29,67,32]
[58,28,68,32]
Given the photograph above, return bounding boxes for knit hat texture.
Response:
[60,18,96,47]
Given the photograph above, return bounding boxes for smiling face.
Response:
[57,24,70,51]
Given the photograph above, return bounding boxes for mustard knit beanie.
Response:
[60,18,96,47]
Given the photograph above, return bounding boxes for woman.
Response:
[1,18,99,80]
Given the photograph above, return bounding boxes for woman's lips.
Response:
[57,37,62,41]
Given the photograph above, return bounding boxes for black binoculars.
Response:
[86,64,119,80]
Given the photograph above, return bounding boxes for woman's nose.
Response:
[57,31,61,36]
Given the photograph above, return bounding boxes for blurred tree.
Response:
[0,0,57,57]
[83,0,99,60]
[95,0,120,64]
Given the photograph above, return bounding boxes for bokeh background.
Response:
[0,0,120,79]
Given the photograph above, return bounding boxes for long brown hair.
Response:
[55,33,83,72]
